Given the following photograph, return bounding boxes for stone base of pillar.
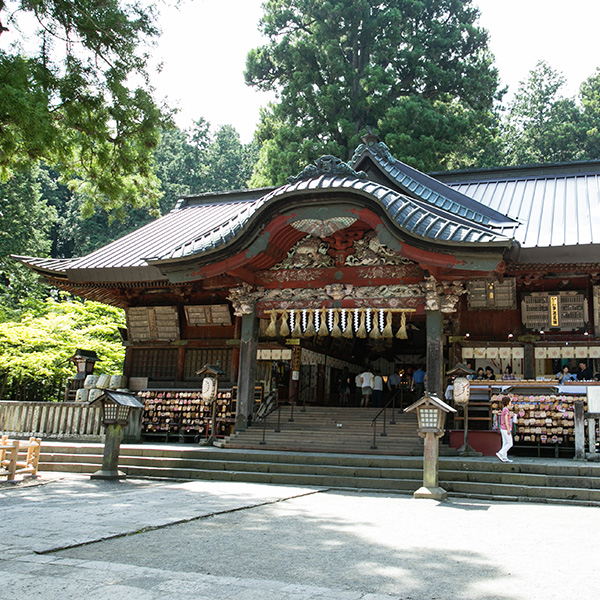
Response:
[458,444,482,457]
[413,486,448,501]
[90,469,127,480]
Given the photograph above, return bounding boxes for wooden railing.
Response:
[0,401,142,443]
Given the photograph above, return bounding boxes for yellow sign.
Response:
[550,295,559,327]
[285,338,300,346]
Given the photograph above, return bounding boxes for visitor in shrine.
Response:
[556,365,576,383]
[496,396,514,463]
[411,366,426,398]
[359,368,374,407]
[338,368,351,406]
[502,365,516,380]
[576,361,593,381]
[372,371,384,408]
[484,366,496,380]
[474,367,485,380]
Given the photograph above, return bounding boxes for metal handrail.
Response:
[256,384,311,445]
[370,385,409,450]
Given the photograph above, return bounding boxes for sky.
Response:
[153,0,600,143]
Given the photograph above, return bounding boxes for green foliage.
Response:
[501,61,587,165]
[0,297,126,400]
[0,0,172,218]
[0,166,57,316]
[246,0,501,184]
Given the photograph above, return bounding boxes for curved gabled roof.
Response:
[14,151,516,279]
[159,173,513,264]
[350,141,520,231]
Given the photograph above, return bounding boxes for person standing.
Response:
[354,372,363,406]
[338,368,351,406]
[496,396,514,463]
[359,368,374,407]
[411,366,426,398]
[372,372,384,408]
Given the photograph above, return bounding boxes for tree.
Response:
[501,61,586,165]
[579,69,600,160]
[0,297,126,401]
[245,0,501,184]
[0,0,172,217]
[0,166,57,316]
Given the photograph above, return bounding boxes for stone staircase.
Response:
[37,441,600,506]
[219,406,423,455]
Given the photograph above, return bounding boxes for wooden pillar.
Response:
[524,342,535,379]
[574,400,585,460]
[235,311,259,432]
[426,309,443,399]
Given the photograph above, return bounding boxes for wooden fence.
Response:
[0,401,141,443]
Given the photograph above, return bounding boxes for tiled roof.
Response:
[350,142,519,230]
[159,174,511,263]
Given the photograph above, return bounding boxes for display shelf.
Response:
[491,393,586,446]
[138,388,236,441]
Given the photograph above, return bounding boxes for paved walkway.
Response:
[1,473,599,600]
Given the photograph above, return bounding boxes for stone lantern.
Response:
[89,390,144,480]
[404,392,456,501]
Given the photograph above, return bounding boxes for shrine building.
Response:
[15,136,600,451]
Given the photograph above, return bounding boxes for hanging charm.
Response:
[265,311,278,337]
[291,310,303,337]
[356,309,367,338]
[342,309,353,338]
[304,309,317,337]
[279,310,290,337]
[318,308,329,336]
[382,310,394,338]
[370,310,381,339]
[331,309,342,337]
[396,311,408,339]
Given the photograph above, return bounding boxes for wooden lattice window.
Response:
[184,348,233,381]
[129,348,178,381]
[521,291,587,331]
[126,307,180,341]
[184,305,232,326]
[467,279,516,310]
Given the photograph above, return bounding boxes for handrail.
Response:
[370,385,408,450]
[255,384,312,446]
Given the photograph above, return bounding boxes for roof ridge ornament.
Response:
[351,140,395,166]
[287,155,367,184]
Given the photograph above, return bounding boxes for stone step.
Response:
[36,442,600,505]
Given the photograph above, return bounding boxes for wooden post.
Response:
[426,309,443,400]
[235,312,259,432]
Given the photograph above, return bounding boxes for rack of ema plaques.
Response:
[138,389,235,443]
[491,391,586,458]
